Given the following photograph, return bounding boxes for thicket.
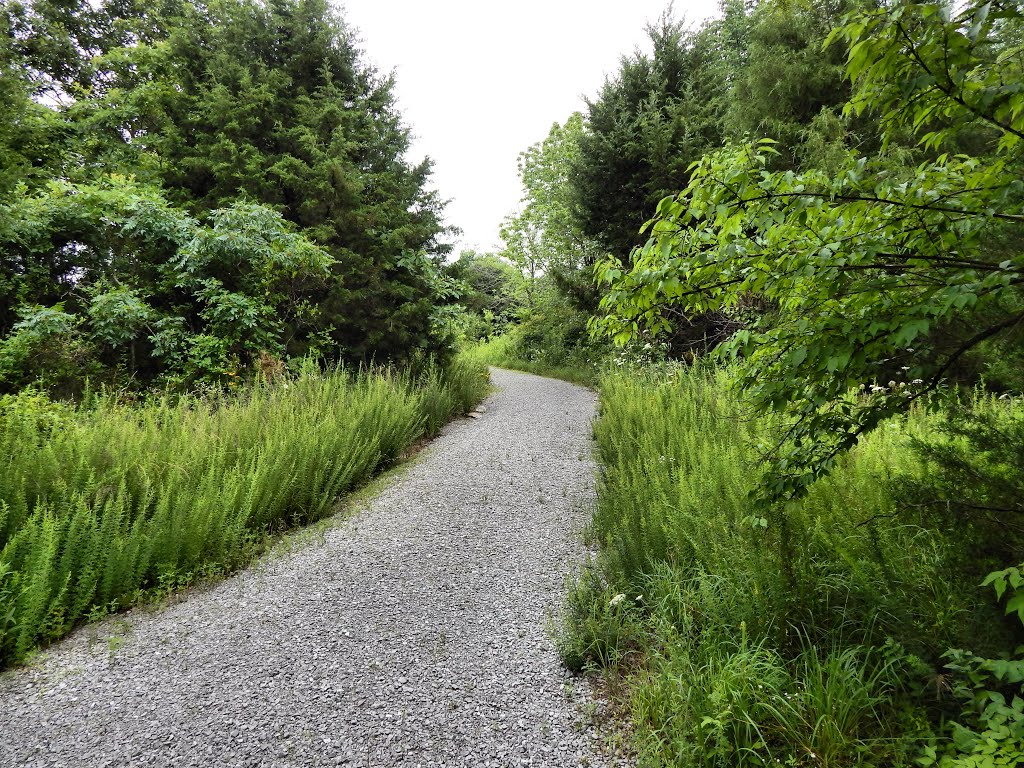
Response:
[597,0,1024,496]
[0,358,488,667]
[0,0,491,668]
[442,249,527,343]
[563,369,1024,766]
[1,0,456,395]
[462,279,609,386]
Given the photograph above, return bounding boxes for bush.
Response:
[463,296,612,387]
[565,366,1023,766]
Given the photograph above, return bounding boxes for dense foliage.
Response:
[570,13,723,261]
[0,0,493,670]
[563,368,1023,767]
[442,249,525,342]
[0,0,455,395]
[597,0,1024,502]
[499,0,875,363]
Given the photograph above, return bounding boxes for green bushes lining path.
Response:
[463,336,600,388]
[0,359,488,667]
[562,367,1024,767]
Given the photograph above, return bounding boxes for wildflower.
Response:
[911,378,923,385]
[609,593,626,607]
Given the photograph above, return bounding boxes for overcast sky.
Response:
[338,0,722,255]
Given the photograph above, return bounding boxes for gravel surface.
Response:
[0,368,624,768]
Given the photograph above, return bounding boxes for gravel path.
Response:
[0,368,621,768]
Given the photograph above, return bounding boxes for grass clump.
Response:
[0,358,488,667]
[562,365,1024,766]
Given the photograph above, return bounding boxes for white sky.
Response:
[338,1,722,255]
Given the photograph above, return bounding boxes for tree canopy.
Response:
[0,0,454,394]
[570,12,724,260]
[595,0,1024,501]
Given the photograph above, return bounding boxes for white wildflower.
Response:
[609,593,627,607]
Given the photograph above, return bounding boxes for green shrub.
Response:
[566,366,1022,766]
[920,565,1024,768]
[458,289,613,386]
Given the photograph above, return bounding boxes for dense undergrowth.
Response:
[562,366,1024,767]
[0,359,488,667]
[462,301,620,388]
[462,335,598,387]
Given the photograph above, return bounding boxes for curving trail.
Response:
[0,368,622,768]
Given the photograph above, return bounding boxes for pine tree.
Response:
[131,0,453,364]
[571,13,724,260]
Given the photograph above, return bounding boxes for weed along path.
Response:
[0,368,622,768]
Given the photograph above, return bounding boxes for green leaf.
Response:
[1006,593,1024,624]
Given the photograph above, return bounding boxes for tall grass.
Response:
[0,359,488,666]
[563,365,1021,766]
[463,335,600,386]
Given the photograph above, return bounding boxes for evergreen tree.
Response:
[131,0,453,364]
[721,0,875,170]
[1,0,454,373]
[1,0,455,394]
[571,12,724,260]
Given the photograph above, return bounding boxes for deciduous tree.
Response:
[595,0,1024,501]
